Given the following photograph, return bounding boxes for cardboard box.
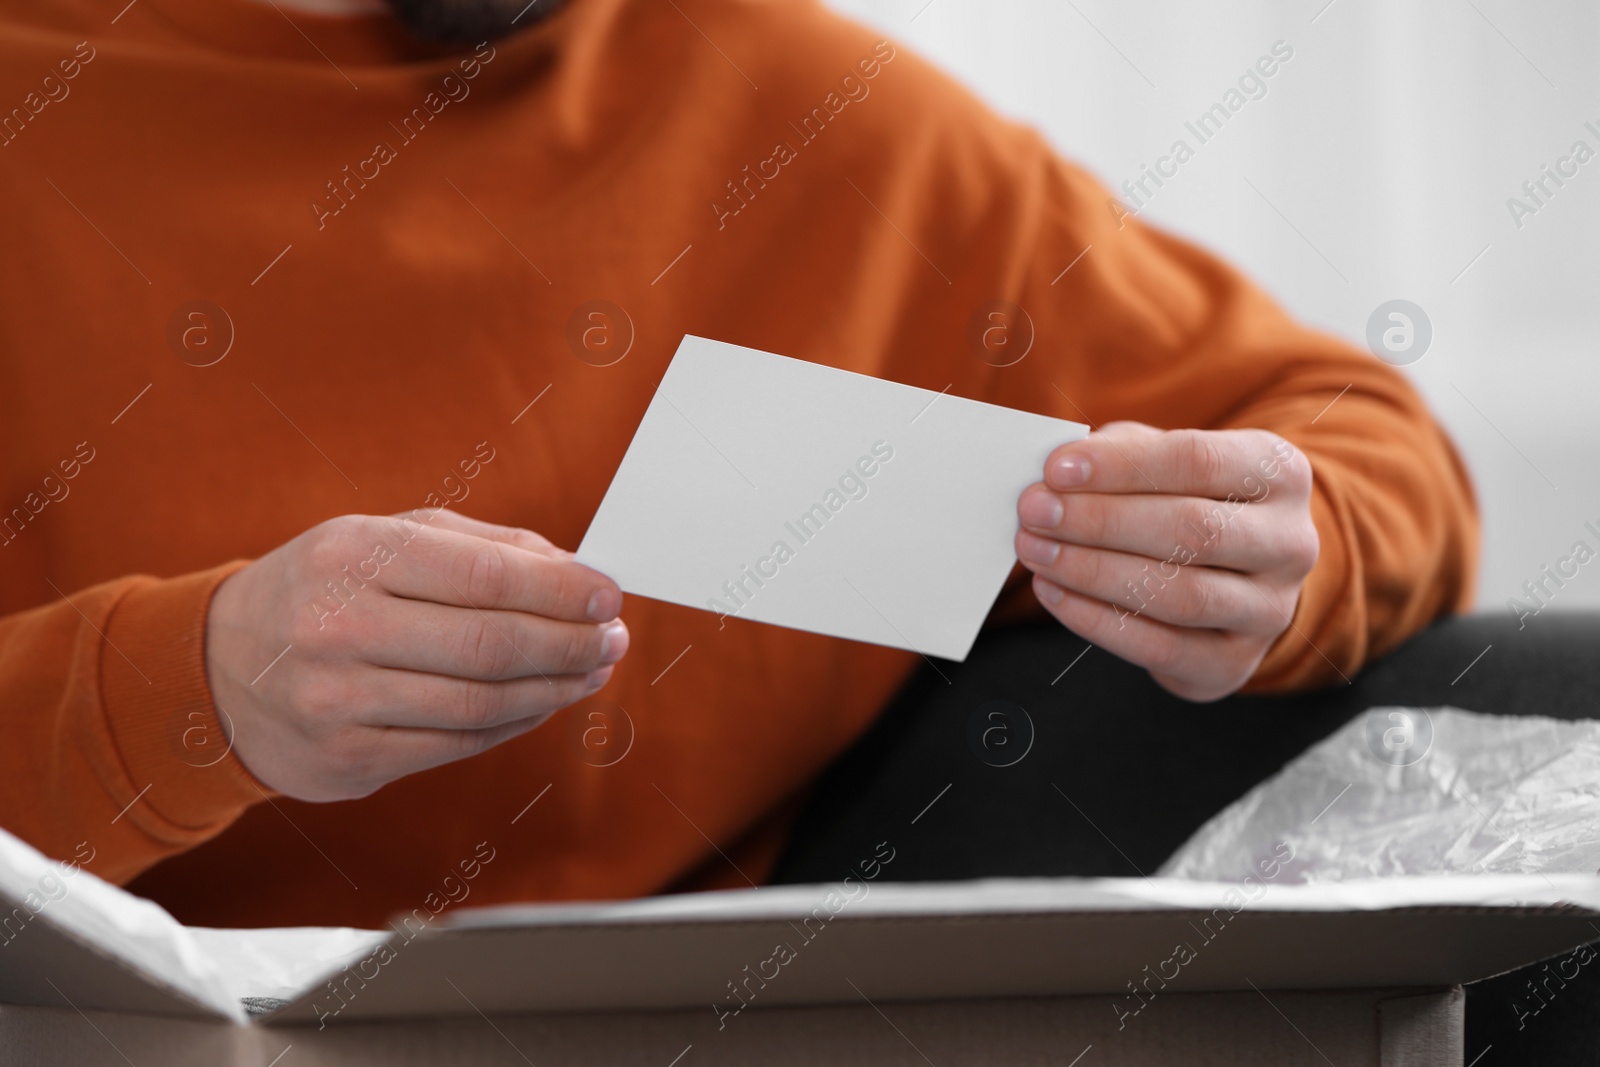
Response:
[4,871,1599,1066]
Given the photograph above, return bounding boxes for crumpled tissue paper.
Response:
[1160,707,1600,882]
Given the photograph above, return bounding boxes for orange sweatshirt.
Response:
[0,0,1475,928]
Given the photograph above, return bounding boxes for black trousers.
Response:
[771,614,1600,1065]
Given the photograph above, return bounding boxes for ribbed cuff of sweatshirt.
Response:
[99,561,269,846]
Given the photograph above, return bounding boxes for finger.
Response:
[1043,427,1307,500]
[1017,487,1305,573]
[377,526,623,622]
[1029,576,1241,699]
[352,664,613,730]
[1014,533,1279,635]
[354,600,627,680]
[407,509,568,558]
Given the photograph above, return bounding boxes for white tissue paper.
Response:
[1160,707,1600,882]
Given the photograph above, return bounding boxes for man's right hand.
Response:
[204,510,628,801]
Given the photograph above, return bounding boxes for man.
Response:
[0,0,1474,929]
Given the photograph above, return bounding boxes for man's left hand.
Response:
[1014,421,1320,702]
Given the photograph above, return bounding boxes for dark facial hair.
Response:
[383,0,566,45]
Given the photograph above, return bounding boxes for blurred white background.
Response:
[826,0,1600,614]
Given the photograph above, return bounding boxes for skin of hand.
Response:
[1014,421,1320,702]
[204,509,628,801]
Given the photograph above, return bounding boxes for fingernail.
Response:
[1016,531,1061,566]
[586,588,621,622]
[1018,489,1064,528]
[599,620,629,665]
[585,665,614,690]
[1049,455,1092,489]
[1034,577,1065,606]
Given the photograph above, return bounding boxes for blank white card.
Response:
[576,336,1087,661]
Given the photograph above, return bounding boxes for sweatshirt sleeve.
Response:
[0,562,267,884]
[983,144,1479,692]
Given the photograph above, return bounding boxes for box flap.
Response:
[0,833,241,1021]
[0,909,233,1020]
[266,874,1600,1026]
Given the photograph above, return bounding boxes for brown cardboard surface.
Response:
[2,988,1465,1067]
[1,869,1594,1067]
[1379,989,1465,1067]
[267,905,1598,1024]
